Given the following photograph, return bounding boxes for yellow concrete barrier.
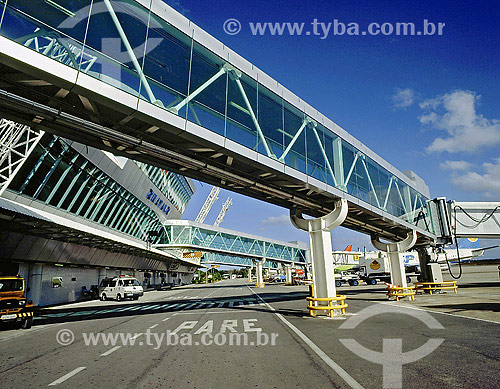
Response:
[414,281,458,295]
[255,282,265,288]
[386,284,416,301]
[306,295,348,318]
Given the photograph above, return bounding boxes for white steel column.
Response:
[371,231,417,287]
[290,199,348,301]
[255,259,265,288]
[248,265,253,282]
[285,264,293,285]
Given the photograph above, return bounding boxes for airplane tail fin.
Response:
[457,238,479,249]
[344,245,353,252]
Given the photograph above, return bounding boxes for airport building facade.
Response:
[0,119,197,306]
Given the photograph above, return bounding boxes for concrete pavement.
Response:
[0,266,499,388]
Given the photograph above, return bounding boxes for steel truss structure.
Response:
[155,220,307,265]
[202,252,280,269]
[0,0,435,244]
[0,119,44,196]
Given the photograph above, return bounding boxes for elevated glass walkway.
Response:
[0,0,435,243]
[154,220,308,267]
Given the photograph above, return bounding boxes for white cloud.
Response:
[164,0,190,15]
[392,88,415,109]
[261,214,289,226]
[440,160,473,171]
[420,90,500,153]
[449,158,500,199]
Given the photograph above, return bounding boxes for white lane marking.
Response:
[130,333,143,340]
[48,367,86,386]
[162,317,170,322]
[100,346,121,357]
[248,286,364,389]
[149,324,159,329]
[381,301,500,325]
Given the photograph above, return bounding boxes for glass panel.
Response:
[141,9,192,110]
[82,0,149,96]
[257,84,284,157]
[282,101,306,173]
[365,157,381,208]
[323,129,338,187]
[1,0,92,70]
[306,123,327,183]
[186,42,226,136]
[226,73,258,150]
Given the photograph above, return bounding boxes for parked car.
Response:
[99,276,143,301]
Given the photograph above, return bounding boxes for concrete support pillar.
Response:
[285,264,293,285]
[98,267,107,287]
[371,231,418,287]
[290,199,348,302]
[28,263,43,306]
[255,259,265,288]
[248,265,253,282]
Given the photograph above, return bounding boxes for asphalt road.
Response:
[0,275,499,388]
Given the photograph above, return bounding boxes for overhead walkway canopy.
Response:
[0,0,435,244]
[0,196,198,269]
[154,219,308,268]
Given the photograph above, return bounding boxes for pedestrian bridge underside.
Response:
[0,0,436,245]
[155,220,308,269]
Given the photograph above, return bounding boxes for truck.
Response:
[0,275,34,329]
[334,271,359,287]
[358,253,416,285]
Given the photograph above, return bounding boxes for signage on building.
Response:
[183,251,203,259]
[146,189,170,216]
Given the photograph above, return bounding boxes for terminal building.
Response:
[0,119,198,306]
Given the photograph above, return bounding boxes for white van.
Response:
[99,276,144,301]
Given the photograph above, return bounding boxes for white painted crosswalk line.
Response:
[129,305,149,311]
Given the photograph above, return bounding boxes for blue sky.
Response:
[169,0,500,255]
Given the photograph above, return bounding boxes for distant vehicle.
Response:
[358,256,416,285]
[0,275,34,329]
[334,271,359,287]
[99,276,143,301]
